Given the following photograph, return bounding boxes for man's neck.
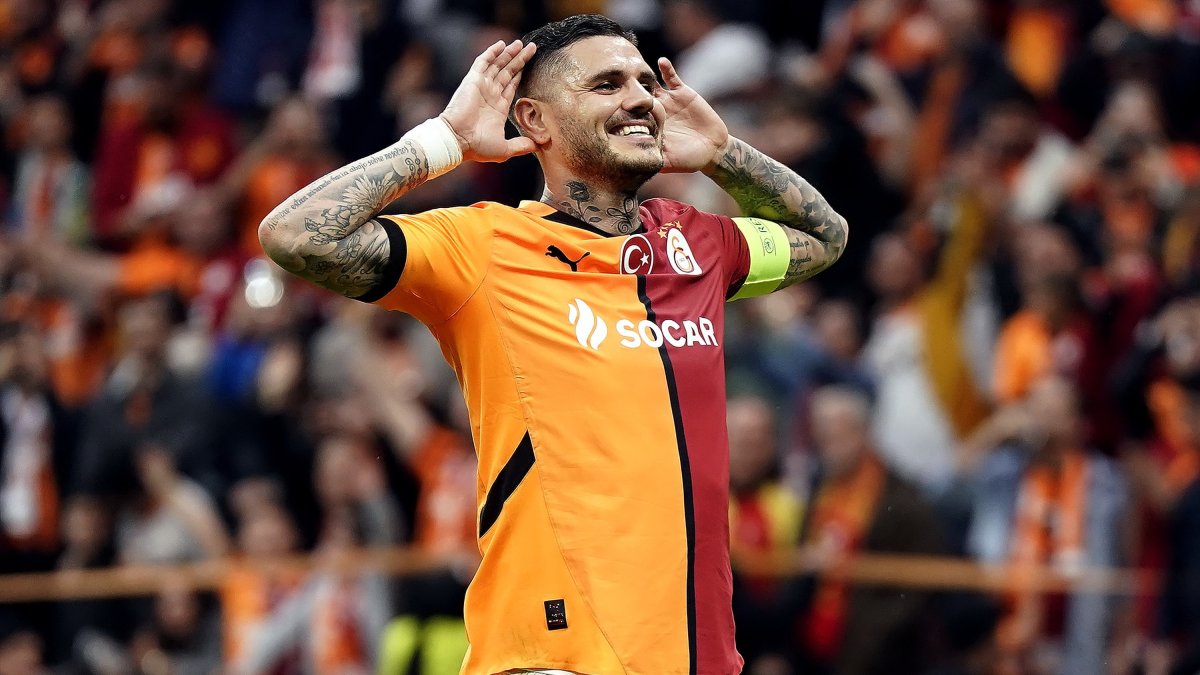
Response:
[541,179,641,236]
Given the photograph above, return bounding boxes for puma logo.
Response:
[546,245,590,272]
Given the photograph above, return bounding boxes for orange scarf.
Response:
[998,450,1088,648]
[802,455,886,659]
[312,578,368,673]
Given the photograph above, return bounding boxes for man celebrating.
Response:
[259,15,847,675]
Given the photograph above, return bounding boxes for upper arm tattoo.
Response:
[707,137,848,282]
[261,139,429,297]
[299,218,392,298]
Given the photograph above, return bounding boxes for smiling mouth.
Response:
[614,124,652,137]
[609,122,656,139]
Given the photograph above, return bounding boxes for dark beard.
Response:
[560,120,662,192]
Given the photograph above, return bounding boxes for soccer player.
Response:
[259,15,847,675]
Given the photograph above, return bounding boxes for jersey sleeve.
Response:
[705,212,752,299]
[364,207,492,325]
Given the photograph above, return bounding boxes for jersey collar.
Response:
[518,200,646,238]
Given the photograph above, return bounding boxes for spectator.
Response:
[7,95,89,246]
[725,394,804,673]
[863,182,995,496]
[992,271,1093,404]
[220,97,336,257]
[114,443,230,565]
[72,293,246,505]
[661,0,770,101]
[220,501,306,670]
[49,495,135,672]
[0,322,75,566]
[129,582,221,675]
[90,59,235,242]
[973,85,1075,224]
[0,617,45,675]
[235,506,391,675]
[1159,376,1200,674]
[348,316,475,675]
[965,375,1130,675]
[797,385,942,675]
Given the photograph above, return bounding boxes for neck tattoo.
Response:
[548,181,641,236]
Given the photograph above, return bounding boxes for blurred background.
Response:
[0,0,1199,674]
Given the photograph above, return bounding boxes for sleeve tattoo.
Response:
[706,137,848,286]
[259,139,431,298]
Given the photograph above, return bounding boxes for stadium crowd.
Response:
[0,0,1199,673]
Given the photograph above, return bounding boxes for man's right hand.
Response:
[440,39,538,163]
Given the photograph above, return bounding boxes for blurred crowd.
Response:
[0,0,1199,674]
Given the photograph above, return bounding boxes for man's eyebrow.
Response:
[582,67,659,85]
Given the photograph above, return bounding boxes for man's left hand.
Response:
[655,57,730,174]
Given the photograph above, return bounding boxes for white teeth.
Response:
[616,125,651,137]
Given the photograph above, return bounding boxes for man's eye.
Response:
[594,82,616,92]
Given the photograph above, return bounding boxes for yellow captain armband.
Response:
[730,217,791,300]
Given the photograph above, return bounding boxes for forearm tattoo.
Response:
[261,139,430,297]
[707,137,848,285]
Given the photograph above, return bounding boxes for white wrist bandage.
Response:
[407,117,464,178]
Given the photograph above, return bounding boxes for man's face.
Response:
[539,36,667,190]
[811,396,870,480]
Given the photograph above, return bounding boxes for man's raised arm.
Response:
[652,58,847,290]
[258,39,536,298]
[703,137,848,288]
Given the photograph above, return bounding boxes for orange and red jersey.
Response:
[366,198,751,674]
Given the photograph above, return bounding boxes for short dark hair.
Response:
[516,14,638,101]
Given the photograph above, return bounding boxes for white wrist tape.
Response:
[407,117,464,179]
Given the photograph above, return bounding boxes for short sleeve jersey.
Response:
[371,198,751,675]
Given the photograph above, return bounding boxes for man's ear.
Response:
[512,98,551,145]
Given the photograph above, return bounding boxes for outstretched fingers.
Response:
[484,40,526,80]
[657,57,686,90]
[471,40,507,75]
[497,42,536,89]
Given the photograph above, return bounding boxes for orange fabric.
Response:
[117,238,203,298]
[133,133,175,198]
[171,26,211,71]
[994,310,1051,403]
[911,60,966,194]
[917,193,993,436]
[1170,144,1200,183]
[867,8,942,73]
[998,451,1089,648]
[1103,198,1155,247]
[1106,0,1177,33]
[16,41,56,89]
[801,455,886,659]
[1162,216,1200,285]
[312,580,368,672]
[1147,379,1200,493]
[1006,7,1069,97]
[220,564,305,662]
[0,296,110,407]
[411,426,478,556]
[88,30,142,76]
[377,203,683,673]
[372,199,746,674]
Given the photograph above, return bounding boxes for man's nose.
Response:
[623,81,654,113]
